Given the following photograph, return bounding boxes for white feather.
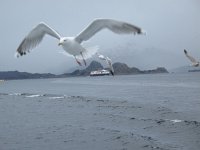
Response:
[17,22,61,56]
[96,53,114,74]
[16,19,144,66]
[184,49,199,67]
[75,18,143,43]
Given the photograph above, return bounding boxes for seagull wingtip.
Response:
[184,49,187,54]
[110,71,114,76]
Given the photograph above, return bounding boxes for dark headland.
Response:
[0,61,168,80]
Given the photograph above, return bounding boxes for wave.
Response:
[1,92,71,99]
[9,93,23,96]
[48,96,65,99]
[169,119,182,123]
[25,94,43,98]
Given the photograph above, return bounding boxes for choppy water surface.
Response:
[1,72,200,114]
[0,73,200,150]
[1,72,199,99]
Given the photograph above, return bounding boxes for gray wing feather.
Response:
[184,49,197,63]
[75,19,143,43]
[17,22,61,56]
[106,57,114,73]
[97,53,114,74]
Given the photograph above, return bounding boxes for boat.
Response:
[90,69,110,76]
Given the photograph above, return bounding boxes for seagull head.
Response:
[58,37,68,46]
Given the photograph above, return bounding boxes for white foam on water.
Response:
[48,96,65,99]
[26,94,42,98]
[170,119,182,123]
[9,93,22,96]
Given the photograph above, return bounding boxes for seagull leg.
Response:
[80,52,86,66]
[74,56,82,66]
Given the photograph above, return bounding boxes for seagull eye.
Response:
[64,39,67,42]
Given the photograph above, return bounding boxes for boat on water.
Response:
[90,69,110,76]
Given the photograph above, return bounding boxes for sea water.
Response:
[0,72,200,150]
[1,72,200,120]
[0,72,199,97]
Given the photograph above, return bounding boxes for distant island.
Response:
[0,61,168,80]
[170,65,200,73]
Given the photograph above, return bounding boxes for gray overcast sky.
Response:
[0,0,200,74]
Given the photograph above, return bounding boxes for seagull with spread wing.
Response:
[96,53,114,76]
[16,18,145,66]
[184,49,199,67]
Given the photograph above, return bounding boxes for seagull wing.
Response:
[75,19,144,43]
[106,57,114,74]
[16,22,61,56]
[184,49,197,63]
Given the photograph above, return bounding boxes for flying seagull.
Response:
[96,53,114,76]
[16,18,145,66]
[184,49,199,67]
